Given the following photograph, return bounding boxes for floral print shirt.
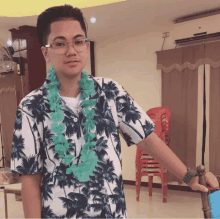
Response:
[10,74,155,218]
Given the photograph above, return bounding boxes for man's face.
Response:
[41,19,90,79]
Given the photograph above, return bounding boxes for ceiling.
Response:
[1,0,220,42]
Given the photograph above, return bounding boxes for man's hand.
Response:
[188,172,220,193]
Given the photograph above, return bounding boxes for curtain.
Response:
[205,41,220,176]
[157,41,220,182]
[156,45,204,184]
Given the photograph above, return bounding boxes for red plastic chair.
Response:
[135,107,171,203]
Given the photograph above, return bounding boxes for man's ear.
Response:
[41,46,50,63]
[87,41,90,53]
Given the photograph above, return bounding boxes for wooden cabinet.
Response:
[9,25,46,105]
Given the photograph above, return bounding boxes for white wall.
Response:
[95,30,162,183]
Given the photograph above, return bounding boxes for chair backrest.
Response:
[135,107,171,164]
[147,107,171,147]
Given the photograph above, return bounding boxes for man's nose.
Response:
[66,42,77,54]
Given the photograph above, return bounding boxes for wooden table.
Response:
[1,182,22,219]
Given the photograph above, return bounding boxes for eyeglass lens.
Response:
[52,38,88,54]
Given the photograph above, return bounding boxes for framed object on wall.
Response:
[84,40,95,76]
[90,41,95,77]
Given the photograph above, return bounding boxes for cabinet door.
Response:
[9,26,46,95]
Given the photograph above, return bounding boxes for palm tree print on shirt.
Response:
[10,75,155,218]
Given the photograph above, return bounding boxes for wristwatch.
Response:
[182,168,198,184]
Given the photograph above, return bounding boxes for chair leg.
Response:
[136,172,141,202]
[162,170,168,203]
[149,176,153,196]
[136,182,139,201]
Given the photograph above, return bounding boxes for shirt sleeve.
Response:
[113,80,156,146]
[10,107,45,175]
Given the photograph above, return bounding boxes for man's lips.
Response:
[66,61,79,67]
[66,60,79,63]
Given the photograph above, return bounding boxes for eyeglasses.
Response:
[45,38,89,54]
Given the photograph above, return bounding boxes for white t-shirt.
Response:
[60,94,81,115]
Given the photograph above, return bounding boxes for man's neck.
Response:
[58,74,81,98]
[59,85,80,98]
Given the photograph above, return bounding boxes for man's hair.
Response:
[37,4,88,47]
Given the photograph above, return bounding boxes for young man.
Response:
[10,4,219,219]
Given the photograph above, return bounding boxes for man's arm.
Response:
[136,132,187,181]
[21,172,43,218]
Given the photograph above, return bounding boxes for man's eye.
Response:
[75,40,83,45]
[54,42,65,47]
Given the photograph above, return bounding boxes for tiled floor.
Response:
[0,184,205,218]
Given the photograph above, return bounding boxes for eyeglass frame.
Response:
[44,37,90,54]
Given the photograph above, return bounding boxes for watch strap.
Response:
[183,168,198,184]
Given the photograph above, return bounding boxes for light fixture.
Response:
[90,15,97,24]
[6,38,12,47]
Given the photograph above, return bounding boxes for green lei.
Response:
[45,65,98,182]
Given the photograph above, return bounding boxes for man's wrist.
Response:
[182,168,198,184]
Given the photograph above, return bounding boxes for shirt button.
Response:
[74,118,78,122]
